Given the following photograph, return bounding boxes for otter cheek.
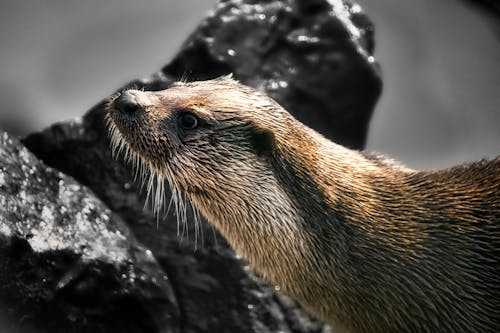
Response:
[247,125,275,157]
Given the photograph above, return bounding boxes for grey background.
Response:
[0,0,498,169]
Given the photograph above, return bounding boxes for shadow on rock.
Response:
[0,133,179,333]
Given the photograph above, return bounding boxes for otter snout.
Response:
[113,90,144,118]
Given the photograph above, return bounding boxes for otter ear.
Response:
[247,124,275,157]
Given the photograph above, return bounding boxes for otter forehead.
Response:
[151,77,286,122]
[109,76,290,131]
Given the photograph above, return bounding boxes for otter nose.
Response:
[114,91,141,117]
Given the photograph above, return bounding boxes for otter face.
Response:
[106,77,280,212]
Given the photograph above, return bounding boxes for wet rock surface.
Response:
[0,132,179,333]
[1,0,379,332]
[165,0,381,149]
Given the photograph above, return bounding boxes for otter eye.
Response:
[179,112,199,130]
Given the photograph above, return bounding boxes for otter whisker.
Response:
[178,191,188,242]
[107,118,130,161]
[107,105,205,250]
[171,183,189,245]
[153,173,164,227]
[144,169,152,209]
[174,189,181,237]
[192,203,203,251]
[172,187,184,239]
[132,155,140,182]
[158,175,166,217]
[154,172,164,215]
[116,139,128,159]
[137,161,149,194]
[179,70,191,84]
[166,187,175,217]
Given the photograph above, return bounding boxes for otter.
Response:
[107,76,499,333]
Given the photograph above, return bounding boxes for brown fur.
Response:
[107,76,500,333]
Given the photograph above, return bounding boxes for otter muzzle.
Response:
[113,90,143,118]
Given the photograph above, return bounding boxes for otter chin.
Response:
[107,76,499,333]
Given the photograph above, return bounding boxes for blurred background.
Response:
[0,0,498,169]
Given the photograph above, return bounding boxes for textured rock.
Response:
[0,132,179,332]
[14,0,380,332]
[165,0,381,149]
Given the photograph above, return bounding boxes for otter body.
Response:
[108,77,499,332]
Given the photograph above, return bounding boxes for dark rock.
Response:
[164,0,381,149]
[0,132,179,332]
[16,0,380,332]
[463,0,500,18]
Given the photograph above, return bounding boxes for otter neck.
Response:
[189,121,394,290]
[189,157,308,286]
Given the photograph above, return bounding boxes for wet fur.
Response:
[107,76,500,333]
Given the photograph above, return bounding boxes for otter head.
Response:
[106,76,295,229]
